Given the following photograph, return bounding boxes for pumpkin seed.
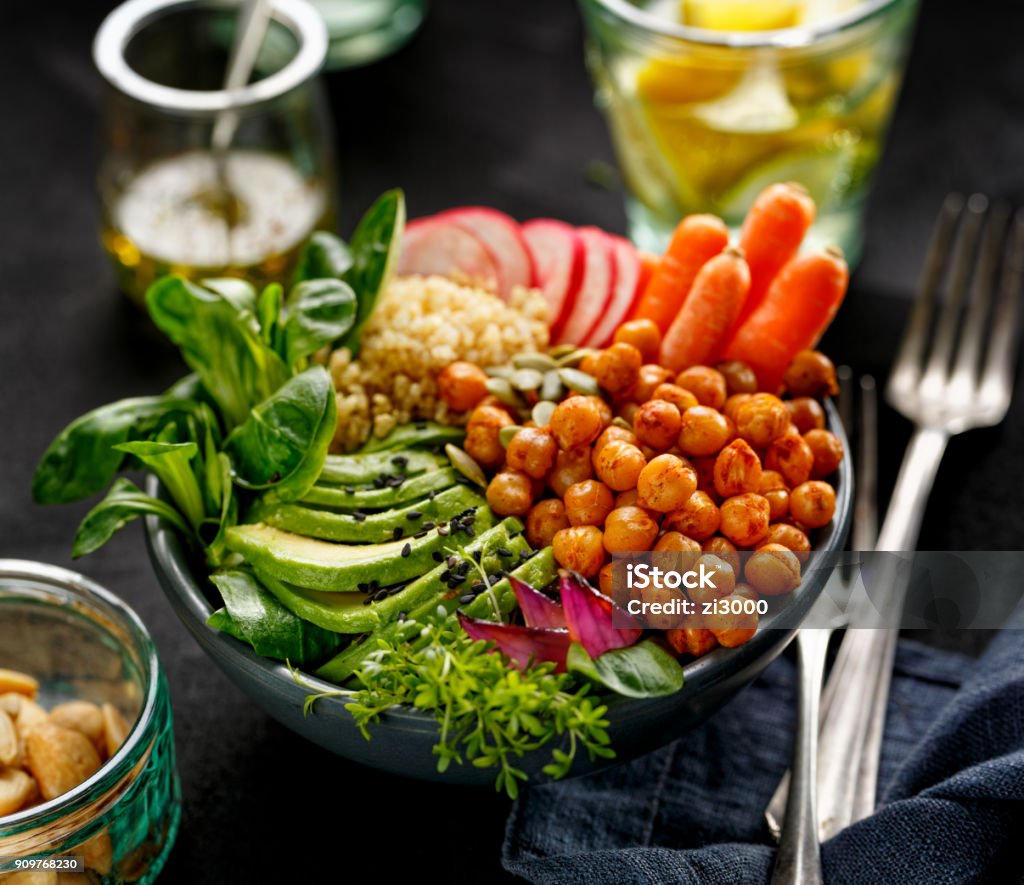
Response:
[445,444,488,488]
[532,401,557,427]
[556,348,597,368]
[612,416,633,431]
[549,343,578,358]
[484,377,522,407]
[499,425,524,448]
[558,367,600,395]
[540,370,564,402]
[513,353,558,371]
[510,368,544,391]
[485,365,514,379]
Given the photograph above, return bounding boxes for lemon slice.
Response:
[681,0,805,30]
[690,60,798,134]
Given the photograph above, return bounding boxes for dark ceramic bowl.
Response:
[146,403,852,785]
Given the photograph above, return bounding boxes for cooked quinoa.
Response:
[328,275,549,451]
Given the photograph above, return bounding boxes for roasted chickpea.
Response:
[675,366,728,411]
[464,404,514,469]
[786,397,826,434]
[666,627,718,658]
[639,577,689,630]
[789,481,836,528]
[654,530,702,555]
[594,424,638,455]
[804,429,844,479]
[716,360,758,395]
[564,479,615,527]
[525,499,570,548]
[713,438,763,498]
[636,454,697,513]
[724,393,753,422]
[719,493,771,547]
[633,364,675,403]
[603,506,659,553]
[599,561,615,596]
[690,455,717,496]
[616,400,640,426]
[486,470,535,517]
[613,319,662,363]
[614,487,660,519]
[765,429,814,487]
[735,393,791,447]
[784,350,840,397]
[759,470,790,521]
[664,491,720,541]
[745,544,802,596]
[705,593,759,647]
[763,523,811,560]
[437,361,489,412]
[505,427,558,479]
[593,439,647,492]
[651,382,699,413]
[678,406,733,457]
[547,445,594,497]
[687,553,736,606]
[702,535,741,576]
[633,399,682,451]
[552,525,606,577]
[592,343,642,396]
[550,396,609,449]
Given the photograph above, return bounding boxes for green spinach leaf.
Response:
[114,438,206,529]
[256,283,283,351]
[294,231,353,283]
[208,568,341,663]
[281,278,356,370]
[72,478,191,558]
[567,640,684,698]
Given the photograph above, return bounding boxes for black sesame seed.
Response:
[459,594,475,605]
[428,490,437,500]
[497,547,513,558]
[406,511,423,521]
[344,486,356,495]
[472,550,483,564]
[391,455,409,468]
[440,569,451,582]
[401,542,412,558]
[437,524,449,536]
[373,588,390,602]
[393,526,404,540]
[397,611,408,622]
[415,421,428,430]
[432,551,444,563]
[352,511,367,522]
[464,527,476,537]
[422,521,435,530]
[362,598,374,606]
[369,579,380,591]
[358,582,369,593]
[388,475,405,488]
[471,582,485,593]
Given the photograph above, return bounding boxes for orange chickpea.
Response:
[592,343,642,397]
[464,404,514,469]
[678,406,733,457]
[614,488,660,519]
[765,430,814,487]
[593,439,647,492]
[664,491,720,541]
[651,383,699,413]
[716,360,758,395]
[675,366,727,411]
[690,455,717,496]
[564,480,615,527]
[790,481,836,528]
[632,364,674,403]
[713,438,763,498]
[603,506,659,554]
[654,530,702,554]
[437,361,489,412]
[783,350,840,398]
[759,470,790,521]
[594,424,638,455]
[702,535,740,576]
[505,427,558,479]
[724,393,753,422]
[525,499,570,548]
[686,553,737,606]
[552,525,606,577]
[633,399,682,451]
[804,429,844,479]
[745,544,802,596]
[705,593,758,647]
[735,393,791,447]
[550,396,609,449]
[486,470,535,517]
[666,627,718,658]
[636,454,697,513]
[763,523,811,561]
[613,319,662,363]
[598,561,615,596]
[786,397,826,434]
[719,493,771,547]
[547,445,594,497]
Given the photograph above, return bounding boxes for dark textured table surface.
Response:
[2,1,1023,881]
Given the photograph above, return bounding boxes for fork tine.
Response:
[919,194,989,400]
[887,194,964,402]
[979,207,1024,416]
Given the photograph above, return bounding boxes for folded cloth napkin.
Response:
[503,612,1024,884]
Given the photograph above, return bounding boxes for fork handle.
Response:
[875,427,949,551]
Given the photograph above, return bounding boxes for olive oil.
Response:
[102,150,329,303]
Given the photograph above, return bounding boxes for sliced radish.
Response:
[556,227,616,346]
[438,207,534,298]
[522,219,584,339]
[584,234,643,348]
[398,217,500,294]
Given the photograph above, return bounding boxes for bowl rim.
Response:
[144,399,852,731]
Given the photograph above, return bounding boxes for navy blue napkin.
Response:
[503,613,1024,884]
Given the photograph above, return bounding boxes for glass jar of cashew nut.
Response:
[0,561,180,884]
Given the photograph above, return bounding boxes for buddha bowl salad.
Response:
[35,183,847,796]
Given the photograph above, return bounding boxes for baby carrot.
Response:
[632,214,729,332]
[735,182,817,326]
[723,245,849,392]
[659,247,751,372]
[636,249,659,298]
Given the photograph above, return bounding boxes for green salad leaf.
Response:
[72,478,191,558]
[114,437,206,530]
[281,278,357,370]
[201,278,258,315]
[256,283,283,351]
[567,640,684,699]
[294,231,353,283]
[208,568,342,664]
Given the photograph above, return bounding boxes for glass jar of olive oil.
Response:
[94,0,337,304]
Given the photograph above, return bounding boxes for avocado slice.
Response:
[257,520,525,633]
[314,545,558,684]
[254,485,484,544]
[224,507,494,592]
[319,448,446,485]
[358,421,465,453]
[300,468,462,512]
